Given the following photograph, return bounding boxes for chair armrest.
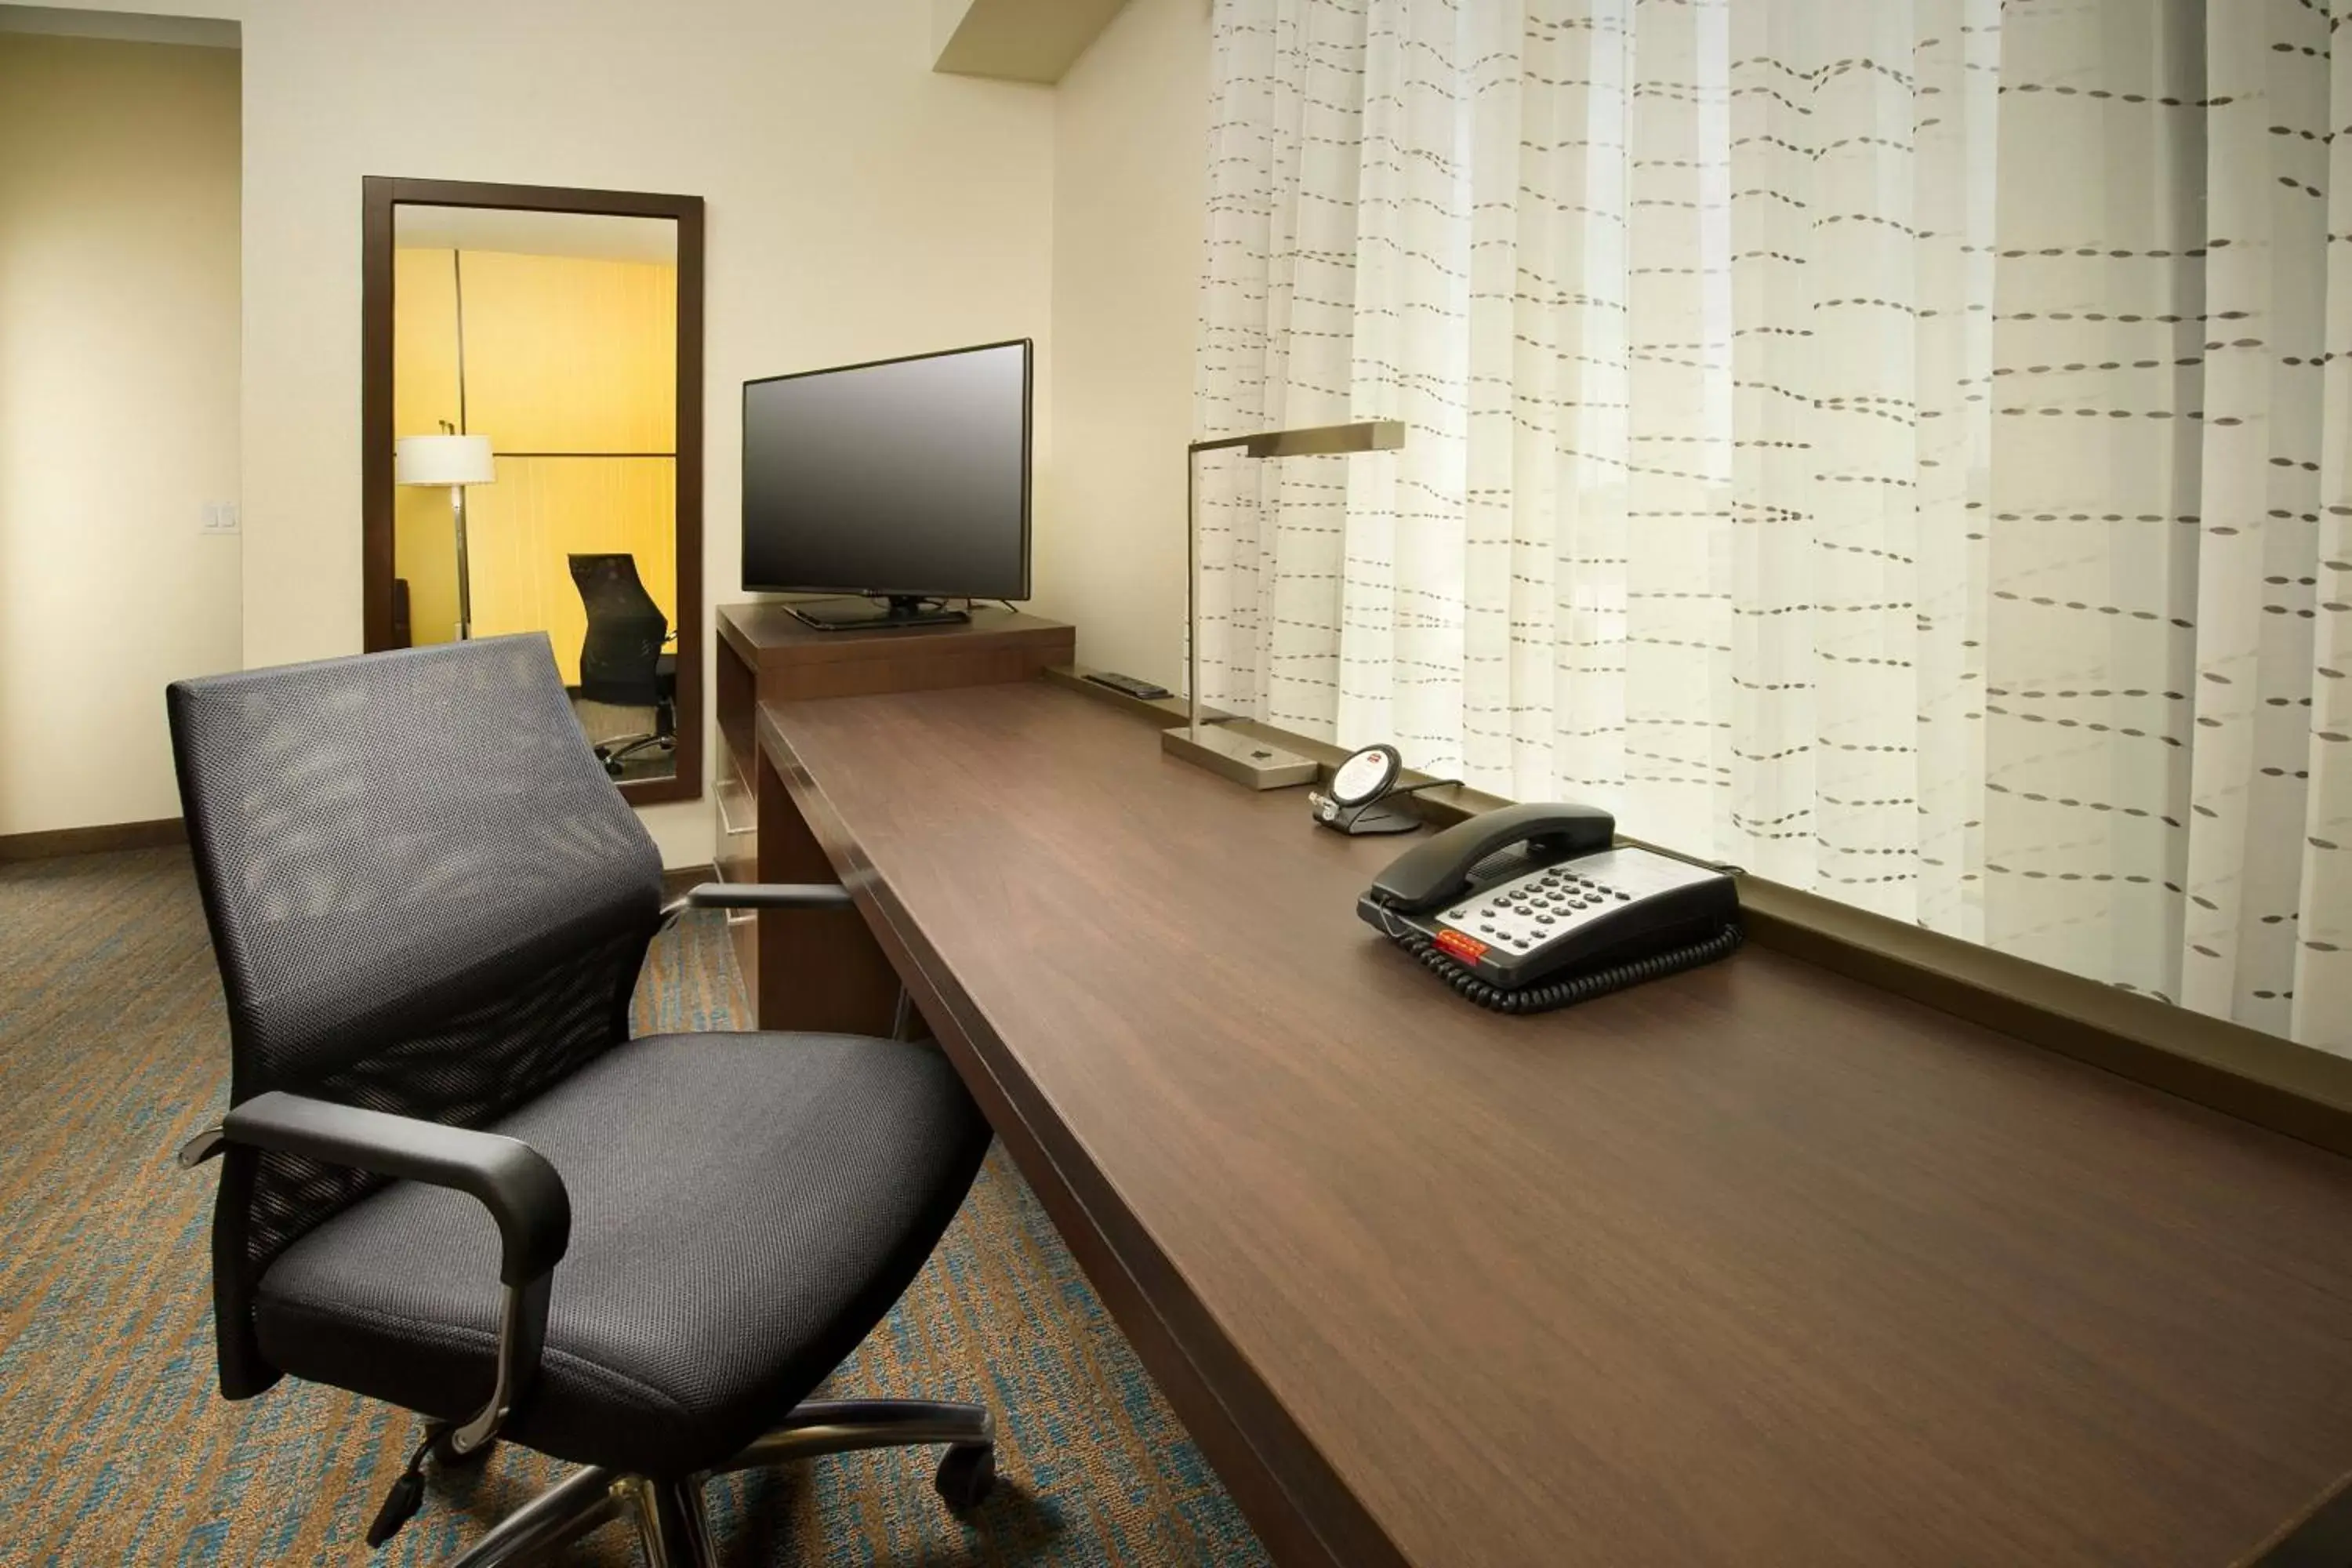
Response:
[682,882,855,911]
[205,1092,570,1283]
[179,1091,569,1454]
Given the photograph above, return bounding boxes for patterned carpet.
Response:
[0,848,1269,1567]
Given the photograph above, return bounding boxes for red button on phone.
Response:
[1435,930,1489,962]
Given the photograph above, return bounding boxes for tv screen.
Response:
[741,339,1031,601]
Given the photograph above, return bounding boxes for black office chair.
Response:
[165,634,998,1566]
[568,552,677,776]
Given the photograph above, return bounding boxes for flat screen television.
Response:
[742,339,1031,630]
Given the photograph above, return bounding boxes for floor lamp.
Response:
[1164,419,1406,789]
[395,434,496,641]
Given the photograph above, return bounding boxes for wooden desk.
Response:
[757,680,2352,1568]
[711,602,1072,1023]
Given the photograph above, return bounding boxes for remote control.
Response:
[1084,671,1174,701]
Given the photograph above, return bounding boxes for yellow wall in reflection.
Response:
[459,250,675,454]
[393,249,463,646]
[392,245,677,683]
[466,457,677,679]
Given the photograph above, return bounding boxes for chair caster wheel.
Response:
[934,1443,995,1510]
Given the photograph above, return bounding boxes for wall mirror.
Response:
[362,178,704,804]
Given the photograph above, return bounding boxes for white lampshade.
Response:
[395,434,495,486]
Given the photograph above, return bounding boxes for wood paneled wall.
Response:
[391,245,678,681]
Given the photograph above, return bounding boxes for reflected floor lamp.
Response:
[1165,419,1406,789]
[395,432,496,641]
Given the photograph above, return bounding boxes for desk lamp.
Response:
[1166,419,1406,789]
[395,431,496,641]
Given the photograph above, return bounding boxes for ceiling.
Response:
[931,0,1133,85]
[393,205,679,266]
[0,5,238,48]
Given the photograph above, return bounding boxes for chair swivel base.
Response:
[593,731,677,778]
[440,1397,994,1568]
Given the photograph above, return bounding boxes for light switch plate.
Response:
[201,500,240,535]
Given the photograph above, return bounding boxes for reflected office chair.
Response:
[568,552,677,777]
[166,634,997,1566]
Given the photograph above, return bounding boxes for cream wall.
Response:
[0,32,241,836]
[17,0,1200,866]
[233,0,1054,864]
[1033,0,1209,693]
[24,0,1054,864]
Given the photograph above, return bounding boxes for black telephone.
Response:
[1357,803,1741,1013]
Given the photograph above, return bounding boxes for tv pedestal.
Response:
[786,593,972,631]
[713,601,1075,1029]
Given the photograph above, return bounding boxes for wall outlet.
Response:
[201,500,240,535]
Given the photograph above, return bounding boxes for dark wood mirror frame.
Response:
[361,176,705,807]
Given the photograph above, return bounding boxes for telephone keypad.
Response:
[1438,846,1727,957]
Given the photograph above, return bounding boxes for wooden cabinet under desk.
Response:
[712,601,1075,1026]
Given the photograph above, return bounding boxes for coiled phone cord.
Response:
[1389,922,1745,1014]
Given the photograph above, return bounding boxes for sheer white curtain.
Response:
[1195,0,2352,1053]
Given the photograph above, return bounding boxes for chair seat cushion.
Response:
[251,1031,990,1477]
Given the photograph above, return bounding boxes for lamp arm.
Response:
[1182,420,1403,736]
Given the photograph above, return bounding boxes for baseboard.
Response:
[662,863,717,900]
[0,817,188,862]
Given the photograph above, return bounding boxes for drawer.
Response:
[712,770,757,915]
[713,769,759,1020]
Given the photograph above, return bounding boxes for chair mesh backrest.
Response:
[168,635,662,1389]
[570,553,668,707]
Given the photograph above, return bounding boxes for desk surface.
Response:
[760,681,2352,1568]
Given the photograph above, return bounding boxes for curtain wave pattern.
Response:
[1195,0,2352,1051]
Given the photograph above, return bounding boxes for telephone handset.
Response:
[1358,803,1740,1014]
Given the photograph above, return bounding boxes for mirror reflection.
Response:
[390,205,680,781]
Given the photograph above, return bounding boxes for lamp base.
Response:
[1161,723,1319,790]
[1309,797,1424,835]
